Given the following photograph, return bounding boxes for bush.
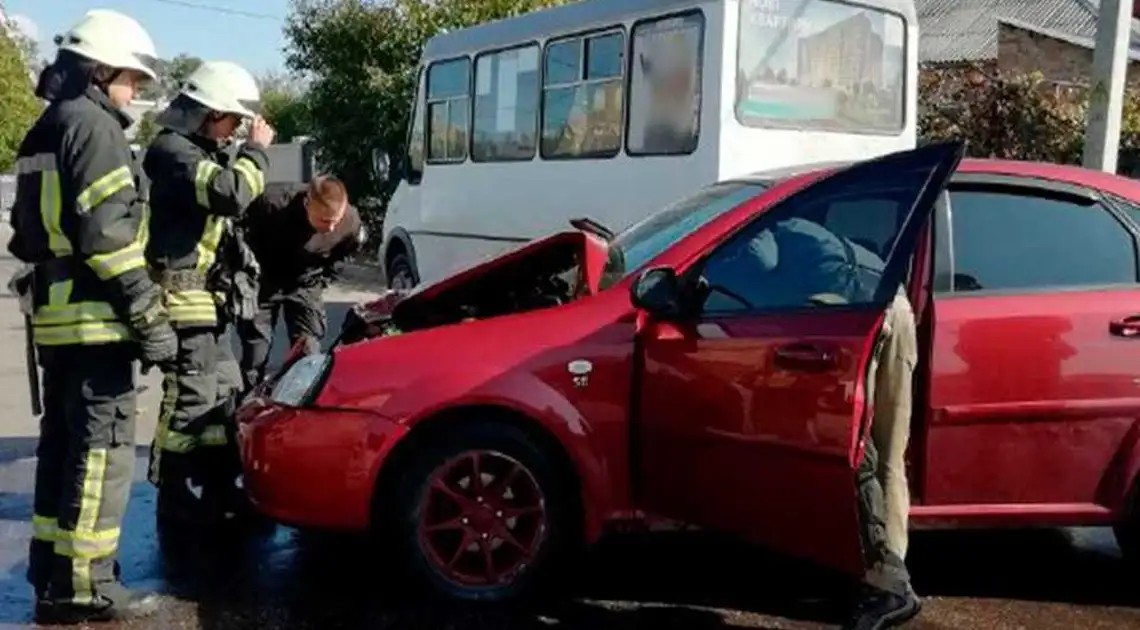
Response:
[919,64,1140,174]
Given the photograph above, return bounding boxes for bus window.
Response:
[735,0,906,134]
[473,44,541,162]
[541,29,625,159]
[406,67,426,182]
[427,57,472,163]
[627,11,705,156]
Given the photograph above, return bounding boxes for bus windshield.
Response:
[599,181,769,289]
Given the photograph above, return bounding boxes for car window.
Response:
[945,190,1137,293]
[600,181,769,289]
[699,175,929,314]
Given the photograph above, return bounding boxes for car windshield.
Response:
[598,181,770,289]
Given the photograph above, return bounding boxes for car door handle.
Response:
[1110,315,1140,338]
[773,343,837,371]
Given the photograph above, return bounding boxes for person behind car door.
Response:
[845,288,920,630]
[142,60,275,526]
[237,175,362,390]
[725,217,921,628]
[6,9,175,623]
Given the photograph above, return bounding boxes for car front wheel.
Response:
[382,420,580,602]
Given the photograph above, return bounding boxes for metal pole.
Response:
[1083,0,1134,173]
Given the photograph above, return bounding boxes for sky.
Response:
[5,0,291,74]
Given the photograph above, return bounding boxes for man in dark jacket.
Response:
[143,60,273,525]
[7,9,172,623]
[237,175,362,390]
[722,217,921,630]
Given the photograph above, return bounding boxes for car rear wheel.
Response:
[382,420,579,602]
[387,251,417,290]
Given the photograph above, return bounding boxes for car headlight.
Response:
[269,352,331,407]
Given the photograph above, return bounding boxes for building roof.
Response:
[918,0,1140,63]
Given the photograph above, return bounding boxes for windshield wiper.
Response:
[570,217,615,242]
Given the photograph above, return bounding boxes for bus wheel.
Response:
[387,252,417,290]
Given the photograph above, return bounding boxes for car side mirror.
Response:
[630,266,682,319]
[372,149,390,183]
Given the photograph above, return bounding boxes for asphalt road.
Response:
[0,225,1137,629]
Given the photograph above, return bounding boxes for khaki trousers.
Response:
[859,291,918,592]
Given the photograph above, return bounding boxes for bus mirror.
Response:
[372,149,391,182]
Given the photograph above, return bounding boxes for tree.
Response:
[283,0,572,212]
[262,88,312,142]
[133,110,162,146]
[0,31,41,172]
[258,71,312,142]
[137,53,203,101]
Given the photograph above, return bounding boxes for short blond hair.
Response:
[307,174,348,208]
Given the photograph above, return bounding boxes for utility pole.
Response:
[1083,0,1135,173]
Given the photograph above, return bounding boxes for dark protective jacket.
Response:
[704,217,886,311]
[240,182,362,293]
[143,130,269,327]
[7,84,156,347]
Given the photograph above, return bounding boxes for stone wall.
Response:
[996,22,1140,87]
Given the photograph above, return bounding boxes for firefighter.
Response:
[237,176,362,390]
[142,60,274,525]
[7,9,172,623]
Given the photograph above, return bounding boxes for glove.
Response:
[127,285,178,368]
[230,270,259,322]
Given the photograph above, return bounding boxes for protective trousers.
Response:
[148,326,242,502]
[238,286,327,390]
[28,343,137,605]
[856,291,918,595]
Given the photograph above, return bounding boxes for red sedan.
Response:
[236,142,1140,601]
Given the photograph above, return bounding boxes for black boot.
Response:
[156,470,206,527]
[842,584,922,630]
[35,582,160,625]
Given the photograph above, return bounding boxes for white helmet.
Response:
[178,61,261,118]
[55,9,159,80]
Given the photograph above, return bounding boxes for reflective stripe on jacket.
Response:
[7,87,152,347]
[143,129,269,327]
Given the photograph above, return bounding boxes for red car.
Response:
[237,142,1140,601]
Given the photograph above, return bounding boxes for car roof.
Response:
[732,157,1140,201]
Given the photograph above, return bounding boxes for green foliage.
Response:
[0,31,41,173]
[137,53,203,101]
[133,110,161,146]
[918,65,1140,173]
[259,72,312,142]
[283,0,572,222]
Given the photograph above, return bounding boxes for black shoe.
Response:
[33,589,53,620]
[842,585,922,630]
[35,584,160,625]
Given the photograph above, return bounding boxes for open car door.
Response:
[634,141,964,576]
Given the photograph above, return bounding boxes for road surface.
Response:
[0,225,1136,629]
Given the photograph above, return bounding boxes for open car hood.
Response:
[343,229,610,338]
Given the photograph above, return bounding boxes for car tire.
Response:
[381,420,580,603]
[386,251,417,290]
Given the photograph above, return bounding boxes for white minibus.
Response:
[379,0,917,288]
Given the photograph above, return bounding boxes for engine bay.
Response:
[338,236,588,344]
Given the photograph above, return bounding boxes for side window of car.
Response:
[943,190,1138,294]
[699,180,919,315]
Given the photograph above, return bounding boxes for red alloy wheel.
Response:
[417,450,548,588]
